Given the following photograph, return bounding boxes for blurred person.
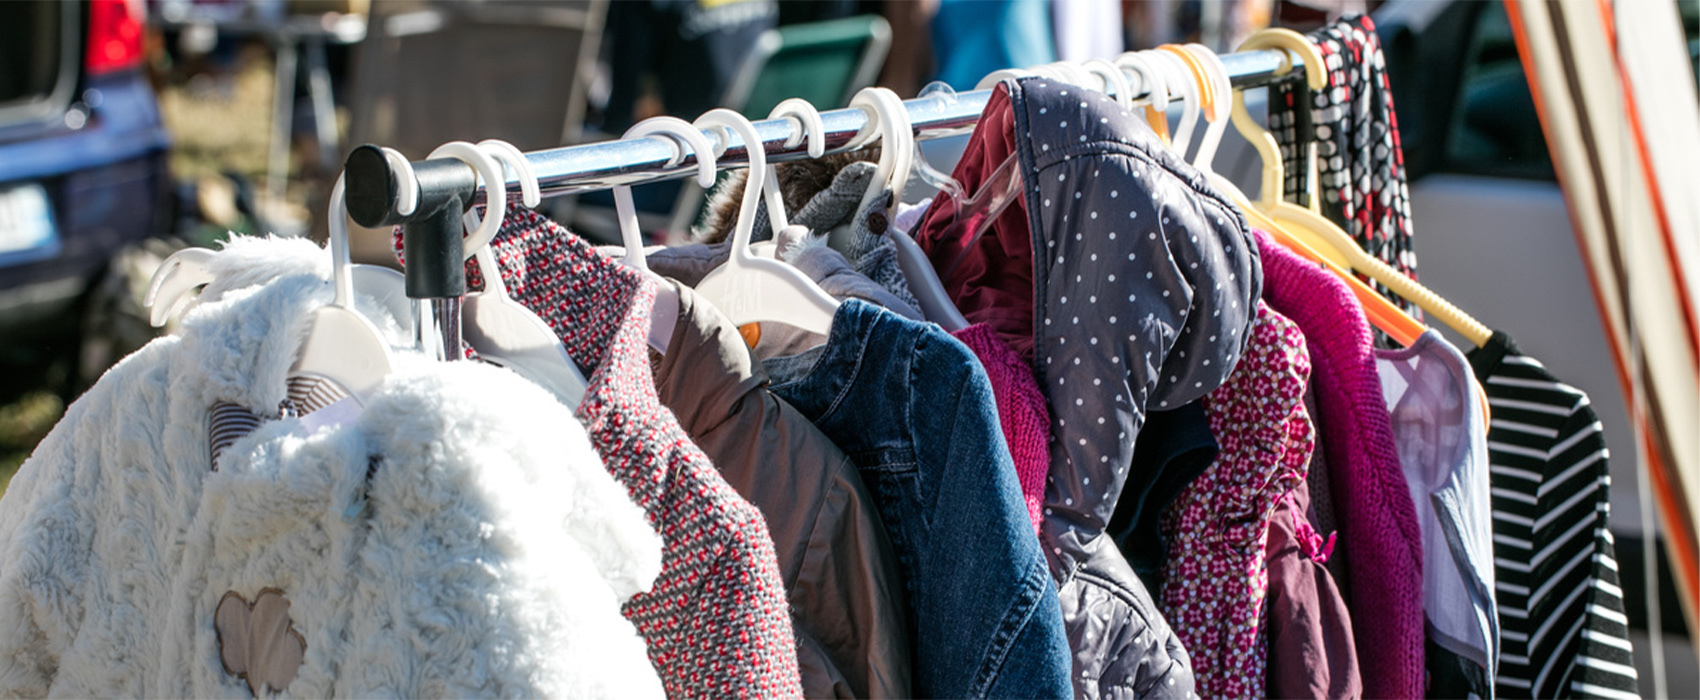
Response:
[1054,0,1123,62]
[600,0,779,133]
[930,0,1057,90]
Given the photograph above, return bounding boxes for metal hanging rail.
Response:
[345,47,1305,217]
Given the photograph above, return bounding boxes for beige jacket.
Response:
[651,283,913,699]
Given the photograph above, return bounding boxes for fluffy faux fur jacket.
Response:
[0,236,664,698]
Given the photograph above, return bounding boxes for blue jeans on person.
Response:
[766,300,1073,699]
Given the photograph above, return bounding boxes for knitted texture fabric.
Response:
[1270,15,1421,316]
[951,322,1051,533]
[1253,228,1425,699]
[1159,302,1313,699]
[392,211,803,698]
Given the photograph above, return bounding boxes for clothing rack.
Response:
[340,46,1305,361]
[343,47,1304,221]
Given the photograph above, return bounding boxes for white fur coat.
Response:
[0,236,664,698]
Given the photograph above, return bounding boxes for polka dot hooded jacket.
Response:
[914,78,1262,698]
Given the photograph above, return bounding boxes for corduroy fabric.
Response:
[1159,302,1313,699]
[1253,229,1425,699]
[952,322,1052,533]
[393,210,803,698]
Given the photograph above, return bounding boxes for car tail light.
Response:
[86,0,145,75]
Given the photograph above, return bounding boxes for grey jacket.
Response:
[912,77,1263,698]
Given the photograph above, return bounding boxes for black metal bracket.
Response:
[344,144,476,300]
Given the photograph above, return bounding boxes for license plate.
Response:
[0,183,59,266]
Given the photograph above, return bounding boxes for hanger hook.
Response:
[693,109,768,263]
[613,116,719,273]
[849,87,915,216]
[1183,44,1233,174]
[768,98,826,156]
[460,140,540,298]
[425,141,507,261]
[755,98,828,232]
[975,68,1035,90]
[1083,58,1134,108]
[1237,28,1326,91]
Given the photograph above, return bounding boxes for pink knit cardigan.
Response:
[1254,229,1426,699]
[951,323,1049,533]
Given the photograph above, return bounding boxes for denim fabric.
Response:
[765,299,1073,699]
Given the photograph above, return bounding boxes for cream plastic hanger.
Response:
[849,86,971,331]
[692,108,839,335]
[1230,29,1346,268]
[145,148,415,329]
[1159,36,1425,347]
[1232,29,1492,347]
[448,139,589,407]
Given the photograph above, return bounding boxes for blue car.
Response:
[0,0,171,394]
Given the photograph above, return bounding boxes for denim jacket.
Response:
[765,300,1074,699]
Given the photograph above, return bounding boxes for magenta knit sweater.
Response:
[952,323,1049,533]
[1254,229,1426,699]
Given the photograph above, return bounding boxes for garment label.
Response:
[299,396,362,434]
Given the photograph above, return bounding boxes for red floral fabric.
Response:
[1159,301,1313,699]
[394,211,803,698]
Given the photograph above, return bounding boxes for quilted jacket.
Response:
[913,78,1263,698]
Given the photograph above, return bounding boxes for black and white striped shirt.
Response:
[1468,332,1638,698]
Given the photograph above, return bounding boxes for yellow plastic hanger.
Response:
[1231,29,1493,348]
[1159,37,1427,347]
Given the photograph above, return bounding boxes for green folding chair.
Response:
[662,14,892,235]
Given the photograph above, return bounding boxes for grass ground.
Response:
[0,393,64,499]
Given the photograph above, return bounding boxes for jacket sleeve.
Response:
[0,399,92,695]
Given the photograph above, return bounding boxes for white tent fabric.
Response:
[1506,0,1700,640]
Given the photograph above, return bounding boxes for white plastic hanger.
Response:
[848,86,971,332]
[1150,48,1203,157]
[761,98,828,232]
[692,108,839,335]
[975,67,1036,90]
[1114,51,1172,141]
[1182,43,1234,173]
[848,87,916,218]
[288,172,396,403]
[1082,58,1135,107]
[611,117,716,352]
[615,117,719,273]
[145,148,415,329]
[449,139,589,408]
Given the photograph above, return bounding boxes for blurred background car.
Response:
[0,0,171,400]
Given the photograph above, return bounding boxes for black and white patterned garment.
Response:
[1467,332,1639,698]
[1269,15,1421,317]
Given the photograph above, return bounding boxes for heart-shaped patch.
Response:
[215,588,306,696]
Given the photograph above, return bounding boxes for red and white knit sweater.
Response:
[396,209,803,697]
